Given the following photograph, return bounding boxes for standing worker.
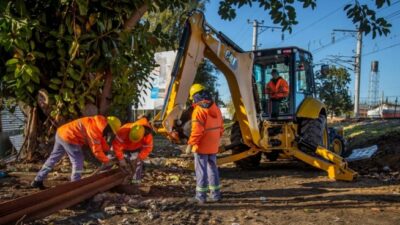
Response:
[186,84,224,204]
[265,69,289,117]
[112,116,153,184]
[31,115,125,189]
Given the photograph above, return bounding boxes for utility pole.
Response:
[333,28,363,118]
[248,19,283,51]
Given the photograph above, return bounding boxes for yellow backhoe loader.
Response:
[153,10,357,181]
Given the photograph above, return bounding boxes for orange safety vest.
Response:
[112,118,153,161]
[266,77,289,99]
[57,116,110,163]
[188,102,224,154]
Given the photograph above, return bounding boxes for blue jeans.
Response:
[35,133,84,182]
[194,153,221,200]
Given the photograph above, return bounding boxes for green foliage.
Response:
[218,0,391,37]
[315,66,353,118]
[344,1,391,38]
[0,0,191,121]
[144,1,204,51]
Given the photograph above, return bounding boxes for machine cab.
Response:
[253,47,315,120]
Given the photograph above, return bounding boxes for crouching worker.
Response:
[31,116,122,189]
[187,84,224,204]
[112,116,153,184]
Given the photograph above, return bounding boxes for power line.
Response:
[378,0,400,12]
[281,2,348,44]
[385,10,400,19]
[363,42,400,56]
[237,8,271,48]
[311,35,352,54]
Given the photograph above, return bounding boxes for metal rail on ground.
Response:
[0,169,126,225]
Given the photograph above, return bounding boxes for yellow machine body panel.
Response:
[296,97,326,119]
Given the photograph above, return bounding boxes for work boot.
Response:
[31,180,46,190]
[187,197,206,205]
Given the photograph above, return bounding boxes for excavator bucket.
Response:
[345,145,378,162]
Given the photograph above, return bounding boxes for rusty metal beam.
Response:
[0,169,126,225]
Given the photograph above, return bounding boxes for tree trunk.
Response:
[124,4,148,31]
[99,69,113,115]
[97,3,149,116]
[19,107,38,161]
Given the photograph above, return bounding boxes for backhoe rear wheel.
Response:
[230,121,262,169]
[298,114,328,152]
[328,128,347,156]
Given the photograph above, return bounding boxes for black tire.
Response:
[328,128,347,157]
[230,121,262,169]
[299,114,328,152]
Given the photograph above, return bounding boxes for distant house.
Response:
[367,103,400,118]
[0,106,25,157]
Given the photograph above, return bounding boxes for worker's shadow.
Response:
[218,162,323,181]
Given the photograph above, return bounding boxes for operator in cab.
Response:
[265,69,289,117]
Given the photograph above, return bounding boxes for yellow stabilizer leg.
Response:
[284,148,357,181]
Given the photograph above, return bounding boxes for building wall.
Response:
[136,51,177,110]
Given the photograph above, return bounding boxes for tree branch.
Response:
[123,4,149,31]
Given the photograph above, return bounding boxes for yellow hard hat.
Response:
[107,116,121,134]
[129,124,145,142]
[189,84,205,100]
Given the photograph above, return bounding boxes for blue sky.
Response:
[203,1,400,103]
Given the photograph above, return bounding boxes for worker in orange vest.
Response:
[112,115,153,184]
[186,84,224,204]
[31,116,126,189]
[265,69,289,117]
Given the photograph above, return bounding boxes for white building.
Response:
[135,51,177,111]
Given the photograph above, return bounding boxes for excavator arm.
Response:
[152,11,357,181]
[153,11,260,148]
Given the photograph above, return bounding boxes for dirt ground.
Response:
[1,120,400,225]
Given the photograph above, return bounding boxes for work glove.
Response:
[118,159,129,173]
[185,145,192,154]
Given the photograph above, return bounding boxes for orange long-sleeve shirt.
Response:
[112,118,153,161]
[266,77,289,99]
[188,102,224,154]
[57,116,110,163]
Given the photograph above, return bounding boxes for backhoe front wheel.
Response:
[230,121,261,169]
[298,114,328,152]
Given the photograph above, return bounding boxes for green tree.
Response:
[316,66,353,118]
[194,60,224,106]
[0,0,191,159]
[218,0,391,38]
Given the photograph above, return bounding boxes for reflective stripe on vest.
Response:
[204,126,222,132]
